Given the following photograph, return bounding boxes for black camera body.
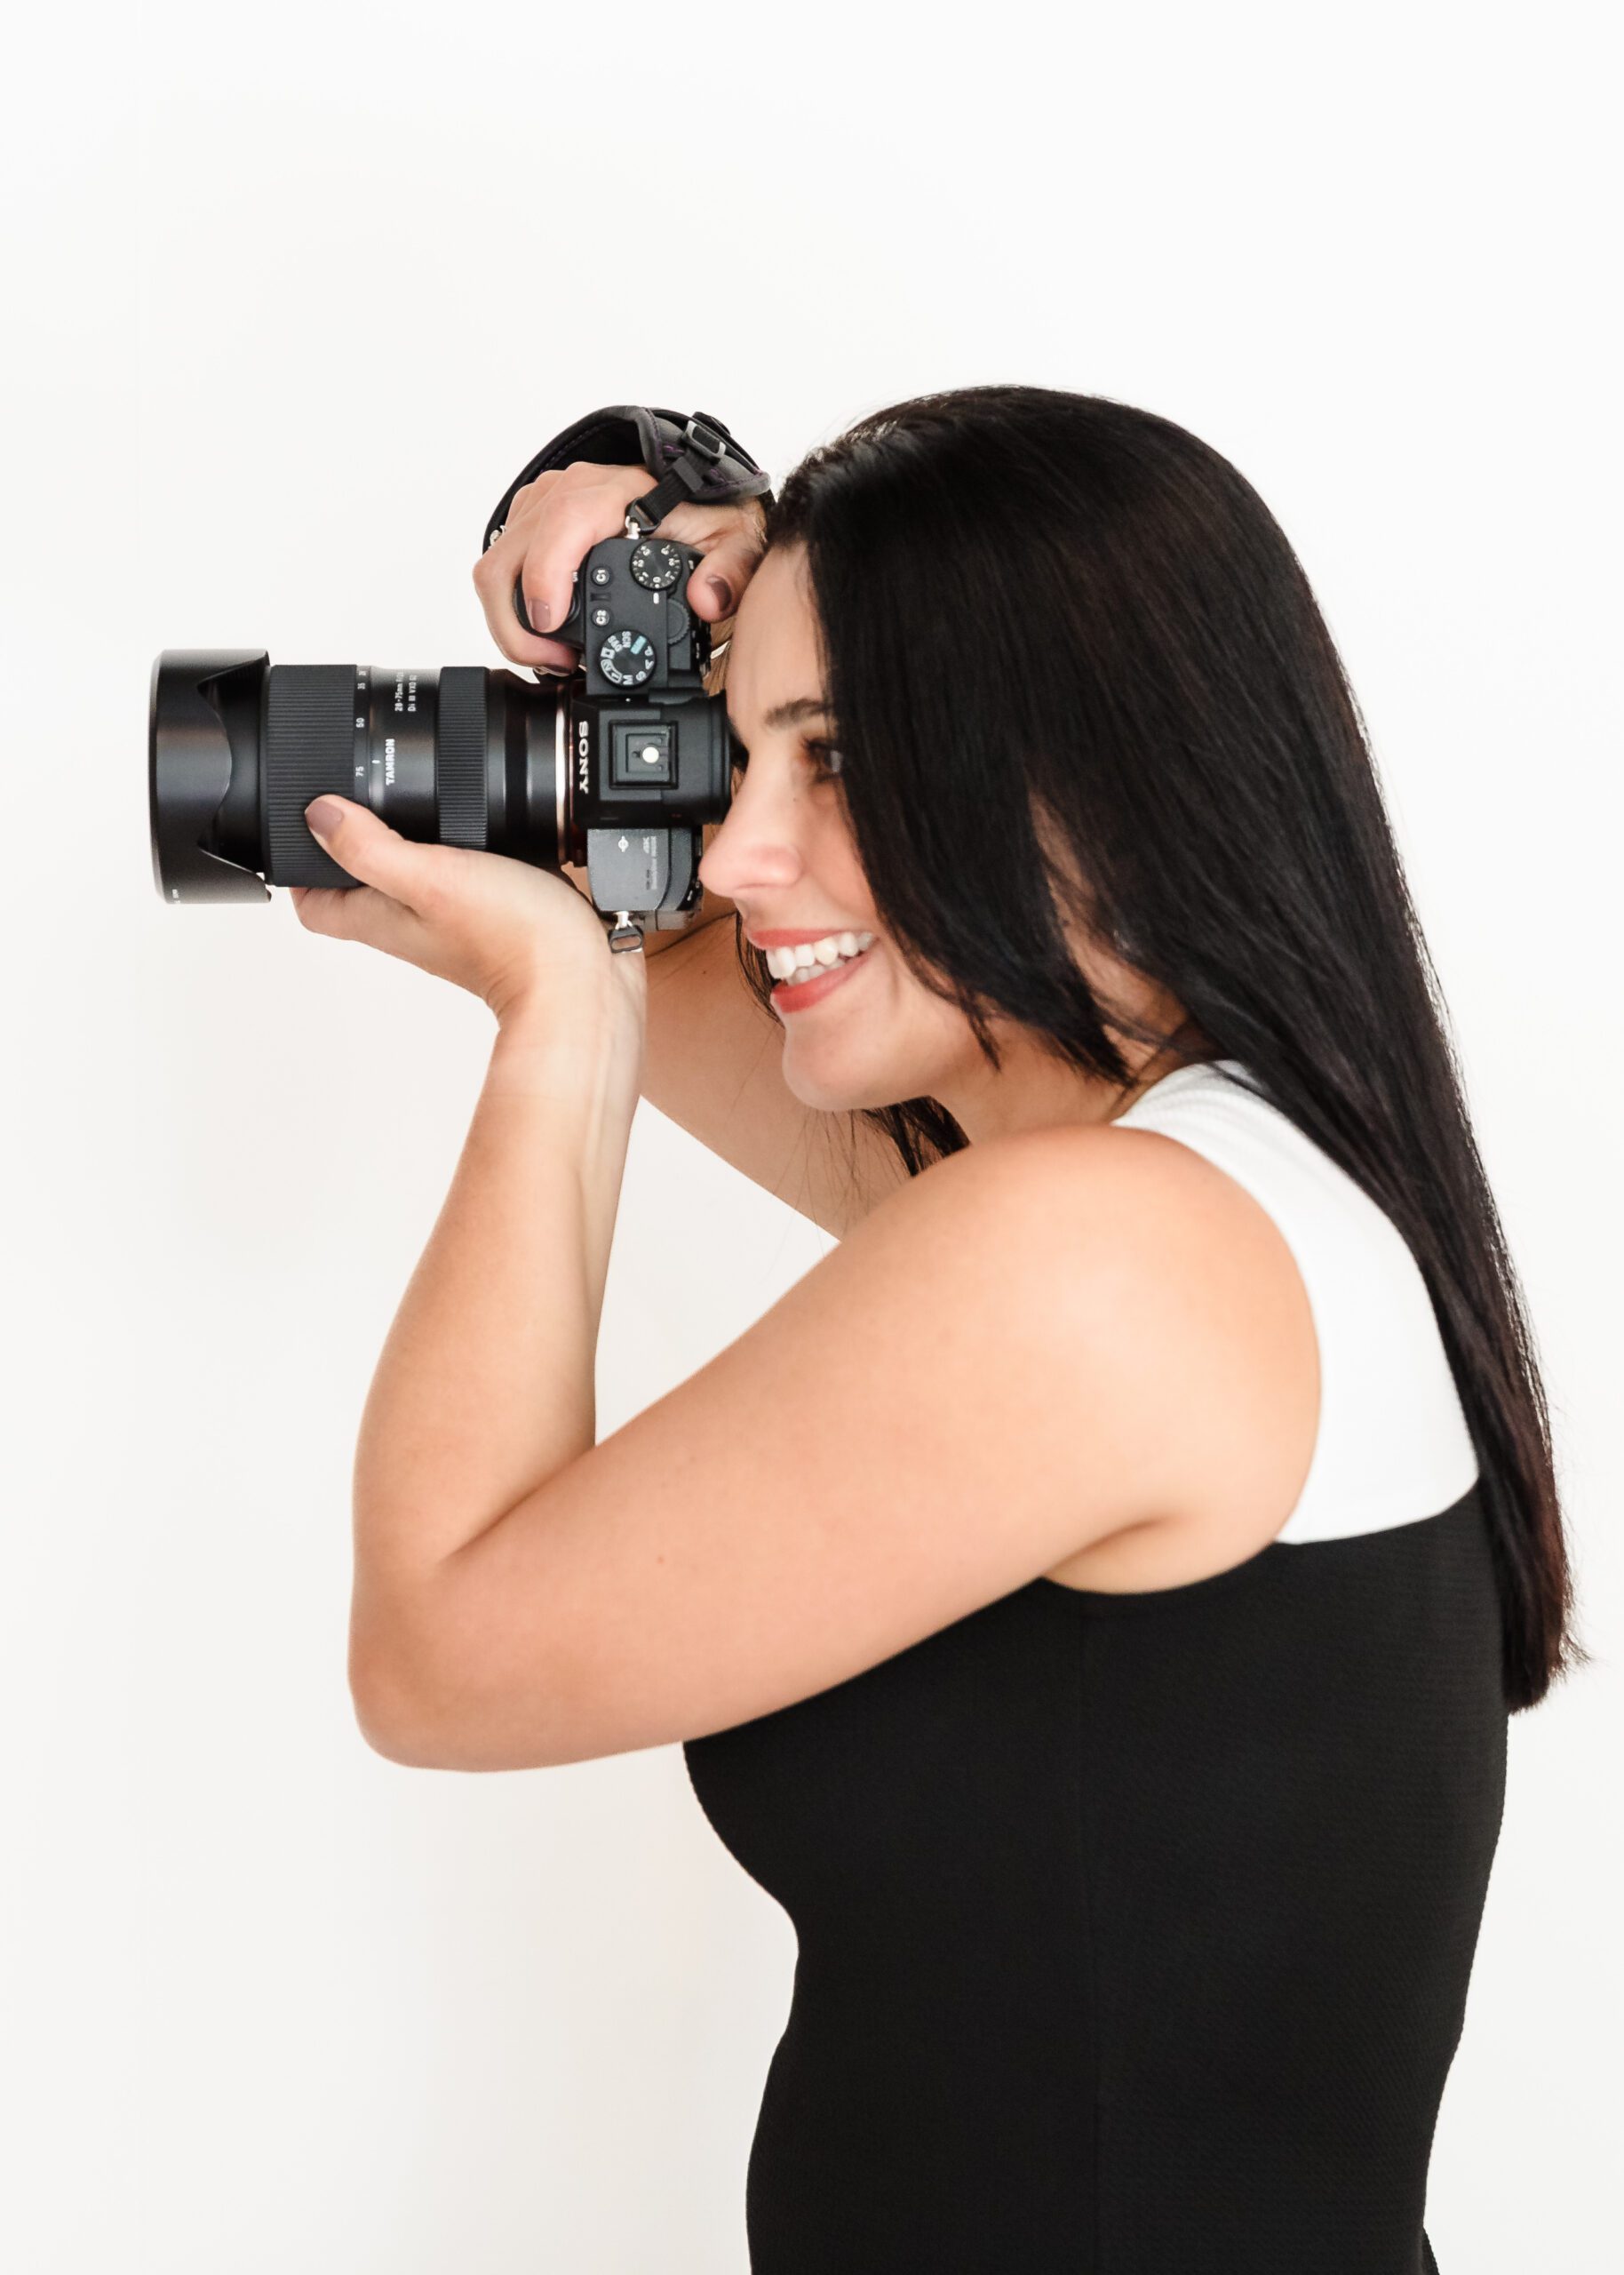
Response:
[545,532,730,943]
[553,531,711,696]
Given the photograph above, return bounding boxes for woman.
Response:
[292,386,1580,2271]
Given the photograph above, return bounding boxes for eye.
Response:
[728,739,846,785]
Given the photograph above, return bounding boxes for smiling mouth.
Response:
[769,938,878,1014]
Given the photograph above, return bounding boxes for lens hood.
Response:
[149,650,273,904]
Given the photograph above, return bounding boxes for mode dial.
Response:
[598,629,657,687]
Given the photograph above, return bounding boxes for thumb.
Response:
[688,528,763,624]
[304,796,422,898]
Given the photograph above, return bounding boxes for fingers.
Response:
[472,468,577,670]
[515,482,630,637]
[473,462,654,672]
[291,874,432,971]
[472,543,581,674]
[474,464,773,670]
[685,517,768,624]
[293,798,437,927]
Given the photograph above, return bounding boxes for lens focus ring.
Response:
[265,667,359,886]
[438,668,489,849]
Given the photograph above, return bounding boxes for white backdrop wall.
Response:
[4,4,1618,2267]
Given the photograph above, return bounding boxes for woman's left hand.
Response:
[289,795,647,1040]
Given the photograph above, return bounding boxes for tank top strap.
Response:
[1112,1060,1478,1544]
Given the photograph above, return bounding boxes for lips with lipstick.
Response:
[746,927,880,1011]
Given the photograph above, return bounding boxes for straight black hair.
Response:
[727,383,1579,1712]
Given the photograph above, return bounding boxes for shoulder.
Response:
[866,1120,1319,1530]
[872,1114,1291,1304]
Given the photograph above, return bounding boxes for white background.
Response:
[4,4,1619,2267]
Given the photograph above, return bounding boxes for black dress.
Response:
[683,1062,1509,2271]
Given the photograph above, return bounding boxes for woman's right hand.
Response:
[471,459,768,676]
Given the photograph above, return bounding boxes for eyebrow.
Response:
[726,696,831,737]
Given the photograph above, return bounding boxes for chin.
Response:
[781,1044,934,1120]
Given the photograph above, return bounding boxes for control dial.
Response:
[630,540,683,592]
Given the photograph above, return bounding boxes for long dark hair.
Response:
[726,383,1580,1712]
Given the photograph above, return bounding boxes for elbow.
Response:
[346,1604,569,1774]
[348,1635,456,1770]
[347,1636,537,1773]
[350,1686,432,1768]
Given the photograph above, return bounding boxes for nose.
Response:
[697,772,806,906]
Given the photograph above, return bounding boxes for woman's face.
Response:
[697,541,984,1118]
[698,541,1189,1138]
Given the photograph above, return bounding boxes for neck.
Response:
[937,1002,1212,1148]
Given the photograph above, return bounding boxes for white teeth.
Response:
[764,931,875,980]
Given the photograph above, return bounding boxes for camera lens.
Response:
[149,651,569,901]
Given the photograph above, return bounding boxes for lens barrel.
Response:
[151,640,732,926]
[149,651,569,900]
[261,664,503,886]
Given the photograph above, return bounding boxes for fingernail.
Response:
[705,576,735,616]
[306,797,341,842]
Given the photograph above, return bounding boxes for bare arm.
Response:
[639,876,913,1238]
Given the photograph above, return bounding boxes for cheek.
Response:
[880,952,983,1071]
[820,812,876,912]
[867,944,957,1049]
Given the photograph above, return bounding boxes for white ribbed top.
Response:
[1113,1058,1479,1545]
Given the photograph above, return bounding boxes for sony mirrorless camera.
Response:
[149,531,734,954]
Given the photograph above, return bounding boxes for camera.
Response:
[148,533,735,953]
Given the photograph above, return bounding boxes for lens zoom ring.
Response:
[264,667,358,886]
[438,668,489,848]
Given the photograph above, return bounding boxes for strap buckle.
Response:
[682,414,728,466]
[624,414,734,535]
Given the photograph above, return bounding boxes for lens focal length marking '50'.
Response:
[353,667,370,802]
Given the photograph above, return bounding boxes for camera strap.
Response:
[482,404,775,550]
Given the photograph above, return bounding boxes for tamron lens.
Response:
[148,535,734,945]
